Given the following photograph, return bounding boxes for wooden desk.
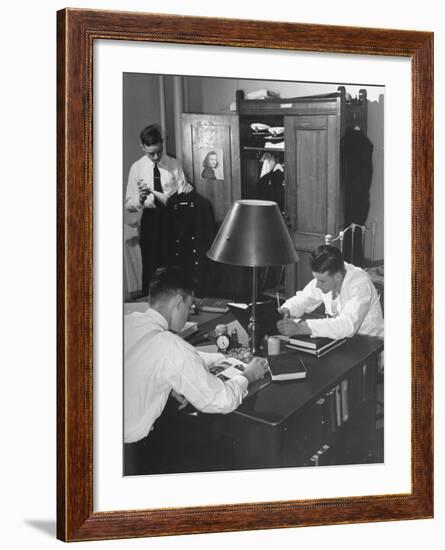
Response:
[178,324,383,473]
[125,304,383,473]
[211,335,383,471]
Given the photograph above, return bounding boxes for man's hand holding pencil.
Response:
[276,292,312,337]
[276,291,291,319]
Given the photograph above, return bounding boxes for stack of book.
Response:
[279,334,347,357]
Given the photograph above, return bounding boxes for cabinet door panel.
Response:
[182,114,245,299]
[182,114,240,224]
[285,114,341,294]
[295,128,328,234]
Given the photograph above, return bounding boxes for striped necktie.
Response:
[153,163,162,192]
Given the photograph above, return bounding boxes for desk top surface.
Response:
[194,310,383,428]
[236,335,383,427]
[125,304,383,428]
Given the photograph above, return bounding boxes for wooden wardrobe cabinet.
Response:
[182,88,367,300]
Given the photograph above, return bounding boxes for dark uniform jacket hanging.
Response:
[163,190,217,296]
[257,161,286,291]
[340,128,373,266]
[257,167,285,212]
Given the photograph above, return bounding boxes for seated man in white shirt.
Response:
[277,245,384,340]
[124,266,268,475]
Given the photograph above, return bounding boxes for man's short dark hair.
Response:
[310,245,345,275]
[149,266,195,303]
[140,125,163,147]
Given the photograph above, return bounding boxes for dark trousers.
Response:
[124,429,171,476]
[123,398,226,476]
[140,206,165,296]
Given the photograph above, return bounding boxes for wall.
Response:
[123,73,162,183]
[122,73,161,297]
[185,77,384,260]
[1,2,443,550]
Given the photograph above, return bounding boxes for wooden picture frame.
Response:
[57,8,433,542]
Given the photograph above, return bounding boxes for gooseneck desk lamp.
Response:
[207,200,299,355]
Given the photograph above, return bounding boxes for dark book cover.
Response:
[267,351,307,381]
[228,301,281,340]
[328,389,337,433]
[334,384,342,427]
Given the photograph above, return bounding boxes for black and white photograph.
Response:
[200,147,225,180]
[122,73,385,477]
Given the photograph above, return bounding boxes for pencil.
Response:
[276,291,280,309]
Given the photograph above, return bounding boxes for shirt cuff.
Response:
[306,318,338,339]
[305,319,321,336]
[282,298,300,318]
[231,374,249,397]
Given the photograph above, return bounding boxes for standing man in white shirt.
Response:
[277,245,384,340]
[125,125,194,295]
[124,266,268,475]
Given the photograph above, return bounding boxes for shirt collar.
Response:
[335,263,353,297]
[142,154,166,169]
[145,307,169,331]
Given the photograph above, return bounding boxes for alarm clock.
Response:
[216,333,231,353]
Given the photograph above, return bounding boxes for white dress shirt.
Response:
[125,154,186,212]
[124,308,248,443]
[282,262,384,340]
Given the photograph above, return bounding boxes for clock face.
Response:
[216,334,230,351]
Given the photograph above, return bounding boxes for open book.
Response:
[208,357,270,398]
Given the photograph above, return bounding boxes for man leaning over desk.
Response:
[124,266,268,475]
[277,245,384,340]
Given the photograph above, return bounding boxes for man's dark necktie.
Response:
[153,163,162,192]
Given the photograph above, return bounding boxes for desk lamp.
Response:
[207,200,299,354]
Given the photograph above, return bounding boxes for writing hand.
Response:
[276,318,311,337]
[243,357,268,384]
[277,306,290,319]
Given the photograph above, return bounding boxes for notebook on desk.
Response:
[283,335,347,357]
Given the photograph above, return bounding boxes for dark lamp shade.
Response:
[207,200,299,267]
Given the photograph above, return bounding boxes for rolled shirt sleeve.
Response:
[125,163,143,212]
[175,163,187,193]
[306,281,373,339]
[197,351,225,369]
[282,279,323,318]
[166,339,248,414]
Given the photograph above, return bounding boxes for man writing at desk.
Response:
[277,245,383,340]
[124,266,268,474]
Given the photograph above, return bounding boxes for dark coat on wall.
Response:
[341,128,374,266]
[257,168,285,212]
